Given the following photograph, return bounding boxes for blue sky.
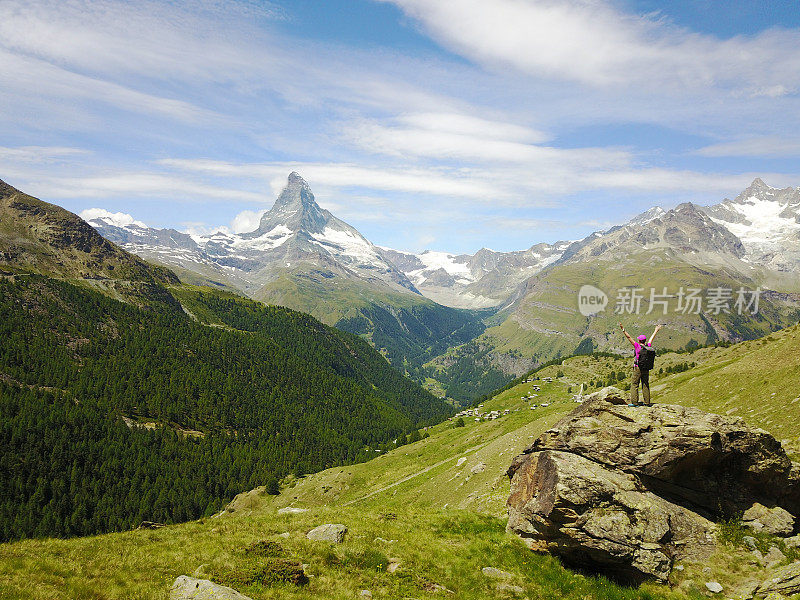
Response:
[2,0,800,253]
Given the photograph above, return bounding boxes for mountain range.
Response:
[85,173,800,395]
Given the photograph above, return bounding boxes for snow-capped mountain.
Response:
[379,243,570,309]
[702,178,800,273]
[88,172,418,296]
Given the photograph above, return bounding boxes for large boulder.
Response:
[507,396,800,583]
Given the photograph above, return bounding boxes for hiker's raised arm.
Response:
[619,323,635,346]
[648,324,662,346]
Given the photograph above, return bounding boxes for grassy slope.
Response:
[3,327,800,599]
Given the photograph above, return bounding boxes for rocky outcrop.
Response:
[506,388,800,583]
[757,562,800,597]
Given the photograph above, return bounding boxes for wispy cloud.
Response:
[0,146,91,162]
[381,0,800,94]
[31,172,263,202]
[158,158,506,201]
[695,137,800,158]
[79,207,147,228]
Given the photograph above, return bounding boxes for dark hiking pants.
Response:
[630,365,651,405]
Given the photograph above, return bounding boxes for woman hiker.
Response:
[619,322,662,406]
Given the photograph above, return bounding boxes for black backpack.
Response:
[638,346,656,370]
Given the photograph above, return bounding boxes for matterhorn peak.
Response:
[287,171,307,187]
[251,172,328,235]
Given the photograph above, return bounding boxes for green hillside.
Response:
[0,179,460,543]
[255,266,488,396]
[0,275,451,542]
[0,179,178,305]
[4,325,799,599]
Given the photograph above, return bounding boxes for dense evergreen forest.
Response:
[334,302,488,384]
[0,275,450,542]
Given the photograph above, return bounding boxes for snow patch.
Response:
[310,226,380,263]
[711,195,800,248]
[235,225,293,251]
[415,251,473,280]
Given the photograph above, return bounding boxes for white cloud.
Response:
[0,50,224,125]
[230,209,265,233]
[31,172,264,202]
[80,207,147,228]
[397,112,549,143]
[159,158,506,201]
[0,146,91,162]
[695,137,800,158]
[381,0,800,94]
[581,168,767,193]
[343,114,629,168]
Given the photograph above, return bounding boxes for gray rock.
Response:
[785,535,800,549]
[580,386,628,405]
[705,581,723,594]
[743,503,795,536]
[481,566,513,579]
[170,576,252,600]
[757,561,800,596]
[507,399,800,583]
[765,546,787,567]
[507,448,713,583]
[277,507,308,515]
[497,583,525,594]
[306,523,347,543]
[744,535,758,550]
[277,532,291,538]
[470,462,486,474]
[456,457,467,468]
[512,400,800,517]
[359,590,372,599]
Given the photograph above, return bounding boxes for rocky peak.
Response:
[250,172,329,236]
[627,206,666,226]
[732,177,800,205]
